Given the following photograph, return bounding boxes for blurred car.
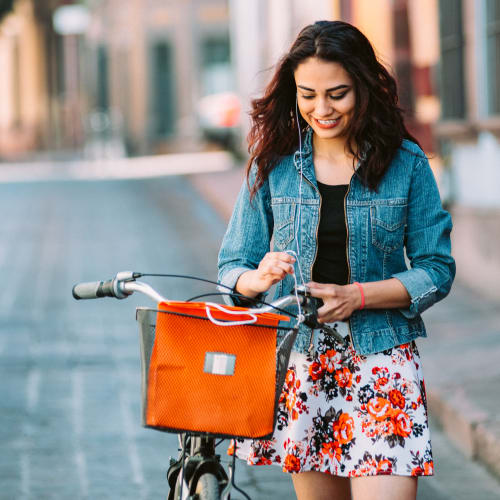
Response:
[197,92,241,150]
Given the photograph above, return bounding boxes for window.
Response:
[438,0,466,119]
[150,41,175,137]
[486,0,500,115]
[96,45,109,111]
[393,2,414,117]
[55,35,65,96]
[12,37,20,127]
[340,0,352,22]
[200,34,231,96]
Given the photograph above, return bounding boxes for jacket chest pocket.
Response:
[370,204,407,252]
[272,200,296,250]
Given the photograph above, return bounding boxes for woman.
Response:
[218,21,455,500]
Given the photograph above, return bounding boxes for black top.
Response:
[311,182,349,285]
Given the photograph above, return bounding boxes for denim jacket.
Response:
[218,130,455,355]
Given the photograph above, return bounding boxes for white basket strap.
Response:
[205,302,258,326]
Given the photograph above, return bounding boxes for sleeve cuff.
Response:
[392,268,438,318]
[218,267,267,307]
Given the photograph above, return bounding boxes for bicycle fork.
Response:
[168,434,229,499]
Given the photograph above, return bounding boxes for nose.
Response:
[315,97,333,118]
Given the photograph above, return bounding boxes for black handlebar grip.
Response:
[72,280,115,300]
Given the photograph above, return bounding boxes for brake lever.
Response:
[293,285,318,327]
[293,285,348,346]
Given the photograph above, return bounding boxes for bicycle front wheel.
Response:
[194,473,220,500]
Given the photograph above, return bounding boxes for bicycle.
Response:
[72,271,346,499]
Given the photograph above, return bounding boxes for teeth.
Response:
[317,118,339,125]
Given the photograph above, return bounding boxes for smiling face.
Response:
[294,57,355,143]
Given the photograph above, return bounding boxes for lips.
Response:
[313,117,341,129]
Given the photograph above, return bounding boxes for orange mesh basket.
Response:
[136,301,297,439]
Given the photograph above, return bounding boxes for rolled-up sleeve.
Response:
[392,157,456,318]
[217,168,273,305]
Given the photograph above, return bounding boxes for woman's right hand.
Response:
[235,252,296,297]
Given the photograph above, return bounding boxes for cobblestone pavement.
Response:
[1,174,500,499]
[0,177,296,500]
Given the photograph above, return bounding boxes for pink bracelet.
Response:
[353,282,365,310]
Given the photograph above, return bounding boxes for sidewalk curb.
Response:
[188,166,245,222]
[188,168,500,482]
[428,389,500,479]
[0,151,233,183]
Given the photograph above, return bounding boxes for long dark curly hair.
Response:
[246,20,421,199]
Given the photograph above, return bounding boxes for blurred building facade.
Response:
[0,0,102,159]
[0,0,50,158]
[434,0,500,298]
[0,0,445,161]
[85,0,232,156]
[0,0,232,158]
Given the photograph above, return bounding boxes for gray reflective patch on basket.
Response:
[203,352,236,375]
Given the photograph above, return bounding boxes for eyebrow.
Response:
[297,84,350,92]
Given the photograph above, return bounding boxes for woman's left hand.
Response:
[306,281,362,323]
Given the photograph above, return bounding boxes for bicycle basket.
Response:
[136,301,297,439]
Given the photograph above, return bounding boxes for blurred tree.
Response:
[0,0,16,22]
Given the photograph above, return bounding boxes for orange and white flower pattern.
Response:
[230,323,433,477]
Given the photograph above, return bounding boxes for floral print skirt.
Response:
[229,322,433,477]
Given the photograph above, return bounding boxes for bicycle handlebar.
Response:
[72,280,115,300]
[72,271,307,308]
[72,271,348,344]
[72,271,138,300]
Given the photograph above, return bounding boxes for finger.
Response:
[266,252,295,262]
[261,259,293,274]
[306,281,328,290]
[275,261,295,274]
[307,281,322,286]
[262,256,291,268]
[307,286,332,299]
[316,303,332,318]
[316,307,337,324]
[316,313,334,324]
[318,305,351,323]
[279,256,296,267]
[308,288,323,299]
[263,266,289,280]
[263,256,295,273]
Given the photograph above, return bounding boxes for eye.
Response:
[330,92,348,101]
[300,94,315,100]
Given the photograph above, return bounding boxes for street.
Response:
[1,175,500,499]
[0,176,293,500]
